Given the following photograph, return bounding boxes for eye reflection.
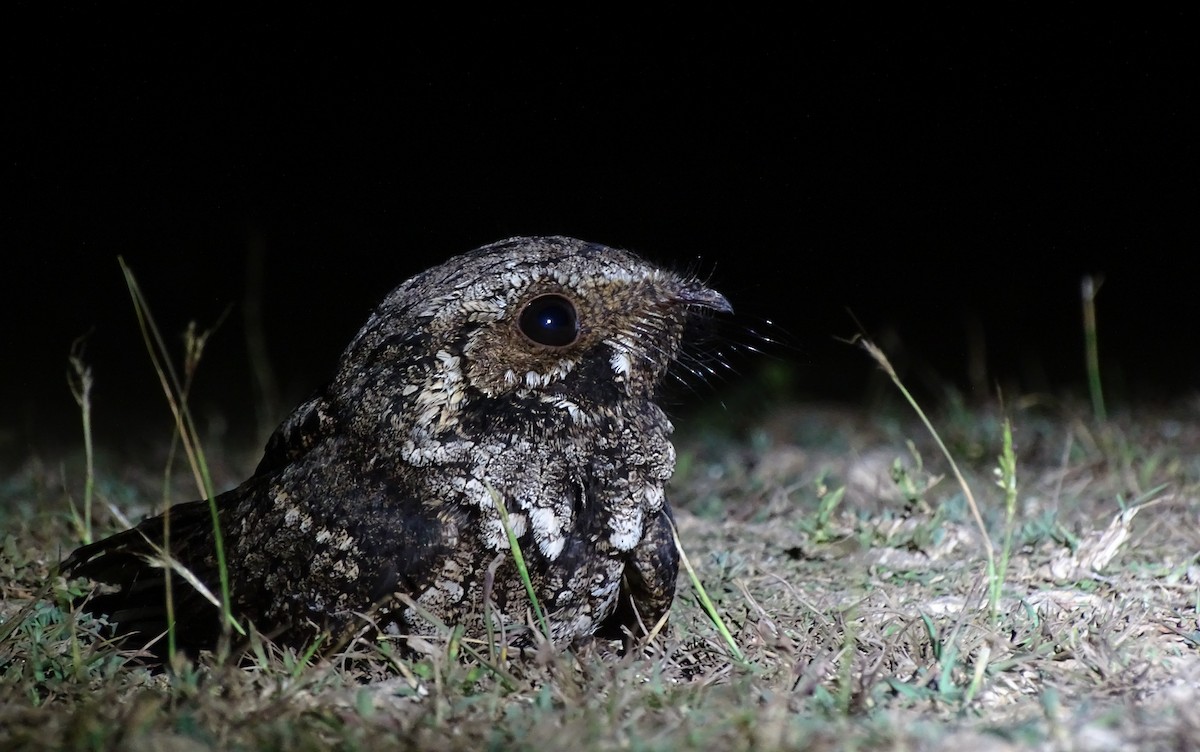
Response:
[518,294,579,347]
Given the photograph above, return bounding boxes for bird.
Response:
[61,235,732,657]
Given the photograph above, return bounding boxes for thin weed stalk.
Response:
[963,642,991,705]
[1081,275,1106,422]
[993,418,1018,614]
[66,337,96,545]
[856,337,1001,619]
[835,608,859,714]
[119,259,244,647]
[159,322,217,658]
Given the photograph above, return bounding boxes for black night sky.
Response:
[5,9,1197,461]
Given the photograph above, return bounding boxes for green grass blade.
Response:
[488,485,551,642]
[668,517,745,663]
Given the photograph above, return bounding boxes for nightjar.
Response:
[62,235,731,655]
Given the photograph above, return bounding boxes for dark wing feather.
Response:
[60,492,244,655]
[598,504,680,640]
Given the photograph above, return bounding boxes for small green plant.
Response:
[891,440,942,515]
[796,477,847,544]
[0,599,125,705]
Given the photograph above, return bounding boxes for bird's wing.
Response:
[599,503,680,639]
[59,495,236,653]
[254,392,332,476]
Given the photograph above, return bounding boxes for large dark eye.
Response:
[518,294,579,347]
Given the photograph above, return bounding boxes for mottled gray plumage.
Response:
[63,236,731,656]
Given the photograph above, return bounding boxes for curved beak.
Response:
[677,283,733,314]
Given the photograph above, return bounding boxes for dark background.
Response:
[6,9,1197,462]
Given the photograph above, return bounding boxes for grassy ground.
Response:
[2,392,1198,751]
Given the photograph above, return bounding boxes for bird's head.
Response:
[336,236,731,437]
